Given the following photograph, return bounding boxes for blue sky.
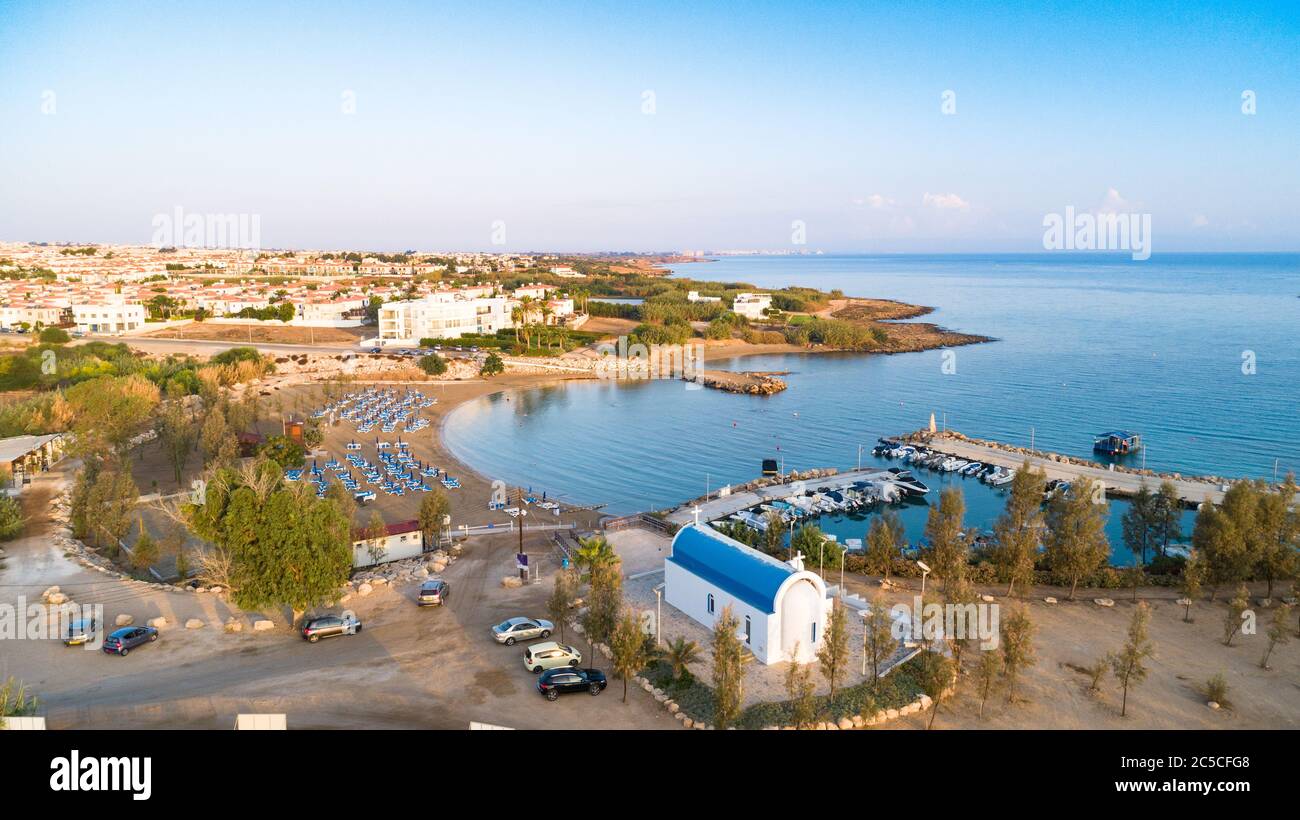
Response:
[1,0,1297,252]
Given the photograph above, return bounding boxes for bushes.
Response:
[742,329,788,345]
[630,322,692,346]
[38,327,70,344]
[417,353,447,376]
[0,496,24,541]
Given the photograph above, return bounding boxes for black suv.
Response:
[537,667,607,700]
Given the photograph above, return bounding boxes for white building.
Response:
[663,524,831,665]
[352,519,424,568]
[71,299,146,334]
[376,293,511,346]
[731,292,772,319]
[687,291,721,303]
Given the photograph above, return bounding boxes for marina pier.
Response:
[895,433,1229,507]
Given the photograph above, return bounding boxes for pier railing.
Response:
[602,512,679,536]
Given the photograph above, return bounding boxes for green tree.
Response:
[185,459,353,626]
[865,516,897,580]
[1043,484,1110,600]
[664,635,701,683]
[546,568,579,642]
[1192,503,1243,601]
[417,488,451,549]
[864,594,896,685]
[974,650,1000,719]
[610,609,649,703]
[130,524,160,571]
[992,461,1048,597]
[581,560,623,661]
[155,400,196,487]
[480,352,505,377]
[784,642,816,729]
[710,605,746,729]
[1151,481,1184,556]
[1109,601,1155,717]
[65,374,161,460]
[0,496,24,541]
[1122,481,1156,564]
[1259,602,1292,670]
[574,534,618,584]
[792,524,838,571]
[418,353,447,376]
[257,434,305,469]
[199,404,232,467]
[761,510,785,555]
[364,511,388,565]
[916,648,955,729]
[817,601,850,701]
[924,486,967,591]
[1222,584,1250,646]
[1254,475,1298,598]
[38,326,70,344]
[1179,548,1205,622]
[1000,605,1037,703]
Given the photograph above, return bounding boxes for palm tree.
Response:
[573,535,617,584]
[664,636,701,683]
[510,305,523,345]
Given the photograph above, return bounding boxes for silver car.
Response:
[492,616,553,646]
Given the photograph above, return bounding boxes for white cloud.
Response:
[1094,187,1133,215]
[922,192,969,210]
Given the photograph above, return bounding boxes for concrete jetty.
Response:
[903,434,1229,507]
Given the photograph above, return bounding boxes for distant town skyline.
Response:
[2,1,1298,252]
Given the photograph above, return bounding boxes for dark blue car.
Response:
[102,625,159,656]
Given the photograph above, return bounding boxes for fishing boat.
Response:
[1093,430,1142,456]
[989,468,1016,486]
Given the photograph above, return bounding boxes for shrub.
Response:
[38,327,70,344]
[418,354,447,376]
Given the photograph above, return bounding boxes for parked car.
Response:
[301,613,362,642]
[102,626,158,656]
[491,616,553,645]
[417,579,449,607]
[536,667,607,700]
[524,641,581,673]
[64,617,98,647]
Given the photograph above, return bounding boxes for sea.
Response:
[444,253,1300,565]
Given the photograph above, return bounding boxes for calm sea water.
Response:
[444,253,1299,563]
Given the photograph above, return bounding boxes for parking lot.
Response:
[1,473,677,729]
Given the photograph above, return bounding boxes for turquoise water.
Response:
[444,253,1299,563]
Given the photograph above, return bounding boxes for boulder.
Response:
[837,717,854,730]
[357,583,374,596]
[885,708,899,721]
[115,614,134,627]
[980,594,996,603]
[682,718,694,729]
[667,703,679,714]
[501,576,523,589]
[918,694,933,709]
[46,592,69,605]
[431,562,447,573]
[185,618,205,629]
[40,585,60,602]
[1093,598,1115,608]
[223,619,243,633]
[1044,597,1058,604]
[147,617,168,629]
[252,619,275,632]
[1207,701,1221,710]
[415,568,429,579]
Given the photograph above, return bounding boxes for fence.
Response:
[602,512,678,536]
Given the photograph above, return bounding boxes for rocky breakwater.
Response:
[692,370,788,395]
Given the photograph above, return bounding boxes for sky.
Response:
[1,0,1297,253]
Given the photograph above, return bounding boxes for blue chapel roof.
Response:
[667,524,796,615]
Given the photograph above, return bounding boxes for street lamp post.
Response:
[653,583,664,647]
[860,609,870,676]
[916,559,931,599]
